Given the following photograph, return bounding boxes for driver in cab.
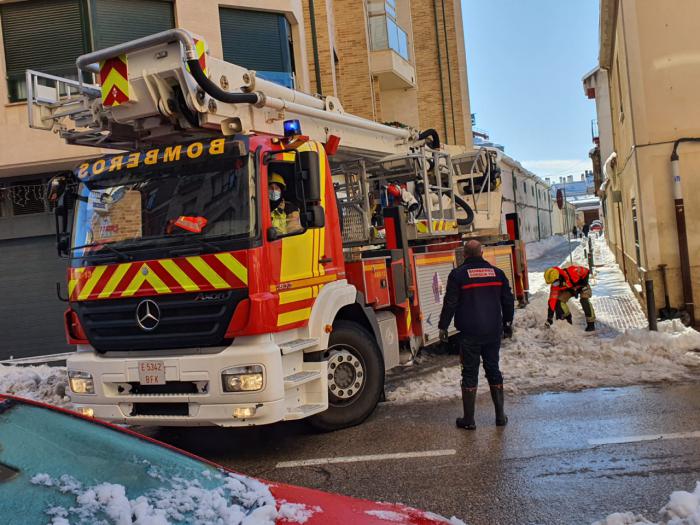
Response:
[269,172,302,236]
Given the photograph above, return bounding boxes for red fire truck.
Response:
[28,29,527,430]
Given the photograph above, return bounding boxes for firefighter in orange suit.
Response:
[544,266,596,332]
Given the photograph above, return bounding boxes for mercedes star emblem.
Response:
[135,299,160,331]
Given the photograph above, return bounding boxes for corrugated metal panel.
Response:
[219,8,292,73]
[495,253,515,290]
[92,0,174,50]
[0,236,70,360]
[1,0,88,76]
[415,258,455,344]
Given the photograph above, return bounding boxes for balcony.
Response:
[368,15,416,88]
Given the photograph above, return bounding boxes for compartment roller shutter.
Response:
[91,0,175,50]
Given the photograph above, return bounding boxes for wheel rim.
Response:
[326,344,366,406]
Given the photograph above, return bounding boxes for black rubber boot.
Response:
[585,322,596,332]
[564,314,573,325]
[456,387,477,430]
[489,385,508,427]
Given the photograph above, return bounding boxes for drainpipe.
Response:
[432,0,449,142]
[308,0,323,96]
[670,139,699,326]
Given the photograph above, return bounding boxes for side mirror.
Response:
[302,204,325,229]
[298,151,321,202]
[49,175,72,257]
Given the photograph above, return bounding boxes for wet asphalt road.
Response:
[146,382,700,525]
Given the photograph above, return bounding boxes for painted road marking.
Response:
[589,431,700,446]
[276,449,457,469]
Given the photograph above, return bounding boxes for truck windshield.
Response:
[71,149,254,259]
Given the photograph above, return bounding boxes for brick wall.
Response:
[332,0,376,120]
[301,0,338,96]
[410,0,471,147]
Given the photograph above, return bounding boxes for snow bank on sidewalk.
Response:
[0,364,70,408]
[526,235,570,260]
[387,238,700,403]
[387,305,700,402]
[593,481,700,524]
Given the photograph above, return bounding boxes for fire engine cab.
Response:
[28,29,527,430]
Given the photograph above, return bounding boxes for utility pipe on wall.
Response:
[670,139,700,326]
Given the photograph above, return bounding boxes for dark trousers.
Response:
[458,335,503,389]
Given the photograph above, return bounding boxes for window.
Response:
[631,198,641,264]
[220,8,295,89]
[367,0,409,60]
[90,0,174,51]
[1,178,50,216]
[1,0,89,102]
[1,0,174,102]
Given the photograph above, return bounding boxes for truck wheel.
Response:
[309,320,384,432]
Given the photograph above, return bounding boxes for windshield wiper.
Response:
[167,235,222,256]
[71,243,132,261]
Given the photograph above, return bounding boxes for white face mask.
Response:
[269,189,282,201]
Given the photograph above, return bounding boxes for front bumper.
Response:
[68,336,325,427]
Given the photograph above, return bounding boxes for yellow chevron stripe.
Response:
[143,266,170,294]
[160,259,199,292]
[215,253,248,285]
[68,268,86,297]
[187,256,228,289]
[78,265,107,301]
[121,266,147,297]
[277,307,312,326]
[101,67,129,94]
[279,287,313,305]
[99,263,131,299]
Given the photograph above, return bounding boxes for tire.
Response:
[309,320,384,432]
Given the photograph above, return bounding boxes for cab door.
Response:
[263,141,331,330]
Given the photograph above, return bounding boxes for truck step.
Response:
[285,403,326,419]
[279,338,319,355]
[284,370,321,389]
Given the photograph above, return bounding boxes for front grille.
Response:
[131,403,189,417]
[74,290,247,352]
[116,381,207,395]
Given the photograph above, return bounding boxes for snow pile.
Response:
[526,235,570,260]
[387,238,700,403]
[593,481,700,524]
[0,364,70,408]
[31,471,320,525]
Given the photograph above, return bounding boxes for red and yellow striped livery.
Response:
[68,251,248,302]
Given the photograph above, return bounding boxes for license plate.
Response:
[138,361,165,385]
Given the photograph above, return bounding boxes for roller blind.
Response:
[219,8,293,87]
[1,0,89,101]
[91,0,174,50]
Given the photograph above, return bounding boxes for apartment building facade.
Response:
[0,0,473,357]
[585,0,700,325]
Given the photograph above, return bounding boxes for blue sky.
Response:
[461,0,599,180]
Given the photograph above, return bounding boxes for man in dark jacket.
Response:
[438,240,515,430]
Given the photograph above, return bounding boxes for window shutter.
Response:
[1,0,89,99]
[91,0,174,50]
[219,8,293,84]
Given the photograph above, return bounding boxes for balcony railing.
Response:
[369,14,409,61]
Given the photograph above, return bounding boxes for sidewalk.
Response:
[574,236,648,338]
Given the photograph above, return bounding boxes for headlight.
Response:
[68,370,95,395]
[221,365,264,392]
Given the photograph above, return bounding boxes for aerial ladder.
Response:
[27,29,524,429]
